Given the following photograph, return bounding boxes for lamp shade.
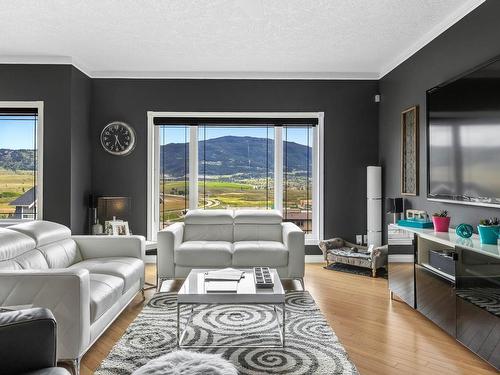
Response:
[97,196,131,223]
[386,197,403,214]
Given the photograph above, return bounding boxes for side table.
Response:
[144,240,157,290]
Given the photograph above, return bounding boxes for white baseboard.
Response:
[146,254,324,265]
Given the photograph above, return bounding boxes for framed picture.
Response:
[112,221,130,236]
[401,105,419,196]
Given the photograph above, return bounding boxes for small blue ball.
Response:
[456,223,473,238]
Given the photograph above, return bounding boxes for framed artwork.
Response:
[112,221,130,236]
[401,106,419,196]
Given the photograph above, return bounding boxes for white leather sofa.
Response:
[157,209,305,288]
[0,220,145,373]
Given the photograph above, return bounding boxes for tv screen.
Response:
[427,58,500,206]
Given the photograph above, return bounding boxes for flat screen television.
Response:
[427,57,500,207]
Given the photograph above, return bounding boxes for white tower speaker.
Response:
[367,166,382,246]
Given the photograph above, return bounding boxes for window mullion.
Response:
[274,127,283,213]
[189,126,198,209]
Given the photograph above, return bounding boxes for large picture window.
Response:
[0,103,43,221]
[148,113,323,243]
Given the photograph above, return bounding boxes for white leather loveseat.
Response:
[157,209,304,288]
[0,220,145,373]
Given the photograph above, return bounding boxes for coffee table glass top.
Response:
[178,268,285,304]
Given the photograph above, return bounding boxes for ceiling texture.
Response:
[0,0,485,79]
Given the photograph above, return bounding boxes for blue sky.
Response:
[0,117,37,149]
[160,126,311,146]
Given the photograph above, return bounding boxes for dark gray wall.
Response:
[0,64,72,226]
[91,79,379,252]
[0,64,92,232]
[70,67,92,234]
[379,0,500,235]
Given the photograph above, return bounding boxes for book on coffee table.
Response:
[204,268,245,281]
[205,280,239,293]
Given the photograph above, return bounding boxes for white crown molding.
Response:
[89,70,379,80]
[379,0,485,78]
[0,55,92,77]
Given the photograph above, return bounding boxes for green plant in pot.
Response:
[478,217,500,245]
[432,210,451,232]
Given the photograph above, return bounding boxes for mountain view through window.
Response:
[0,113,38,220]
[159,125,313,233]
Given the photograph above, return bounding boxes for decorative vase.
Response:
[456,223,473,238]
[477,225,500,245]
[432,216,451,232]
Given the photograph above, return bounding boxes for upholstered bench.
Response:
[319,238,387,277]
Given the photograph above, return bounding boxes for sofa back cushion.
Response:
[233,210,283,242]
[183,209,234,242]
[6,220,82,269]
[0,227,49,270]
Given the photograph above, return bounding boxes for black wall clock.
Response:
[100,121,136,156]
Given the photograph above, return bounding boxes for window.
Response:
[148,113,323,243]
[0,102,43,221]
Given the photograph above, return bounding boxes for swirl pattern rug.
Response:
[95,291,358,375]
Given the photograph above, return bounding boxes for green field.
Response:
[0,169,34,218]
[160,177,310,227]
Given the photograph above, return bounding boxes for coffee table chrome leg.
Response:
[178,304,195,347]
[176,302,180,344]
[282,302,286,347]
[273,304,286,347]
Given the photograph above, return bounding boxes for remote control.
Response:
[253,267,274,288]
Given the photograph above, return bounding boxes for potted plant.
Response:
[432,210,451,232]
[478,217,500,245]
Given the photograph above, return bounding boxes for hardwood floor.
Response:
[80,264,498,375]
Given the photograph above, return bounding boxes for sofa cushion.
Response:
[233,210,282,224]
[14,249,50,270]
[232,241,288,267]
[89,273,124,323]
[8,221,71,247]
[233,224,282,242]
[70,257,143,292]
[184,225,234,242]
[184,209,234,224]
[38,238,82,269]
[175,241,233,267]
[0,228,36,261]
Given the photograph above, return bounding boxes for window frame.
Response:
[147,112,324,245]
[0,101,44,224]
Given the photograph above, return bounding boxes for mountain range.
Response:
[0,149,35,170]
[160,136,312,177]
[0,136,312,177]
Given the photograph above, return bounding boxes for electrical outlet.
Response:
[356,235,363,245]
[363,234,368,245]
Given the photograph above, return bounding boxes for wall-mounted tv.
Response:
[427,57,500,207]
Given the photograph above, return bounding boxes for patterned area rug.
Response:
[325,263,388,279]
[95,291,358,375]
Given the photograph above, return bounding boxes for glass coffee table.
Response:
[177,268,286,348]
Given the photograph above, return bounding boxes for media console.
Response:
[388,224,500,370]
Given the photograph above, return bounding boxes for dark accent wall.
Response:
[70,67,92,234]
[379,0,500,236]
[0,64,92,233]
[91,79,379,252]
[0,64,72,226]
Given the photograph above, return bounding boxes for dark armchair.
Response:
[0,308,70,375]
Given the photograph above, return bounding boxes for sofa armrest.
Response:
[372,245,388,269]
[282,222,305,278]
[72,235,145,259]
[157,222,184,279]
[0,307,58,373]
[0,269,90,360]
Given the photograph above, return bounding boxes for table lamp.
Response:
[386,197,403,224]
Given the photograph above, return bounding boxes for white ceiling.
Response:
[0,0,485,79]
